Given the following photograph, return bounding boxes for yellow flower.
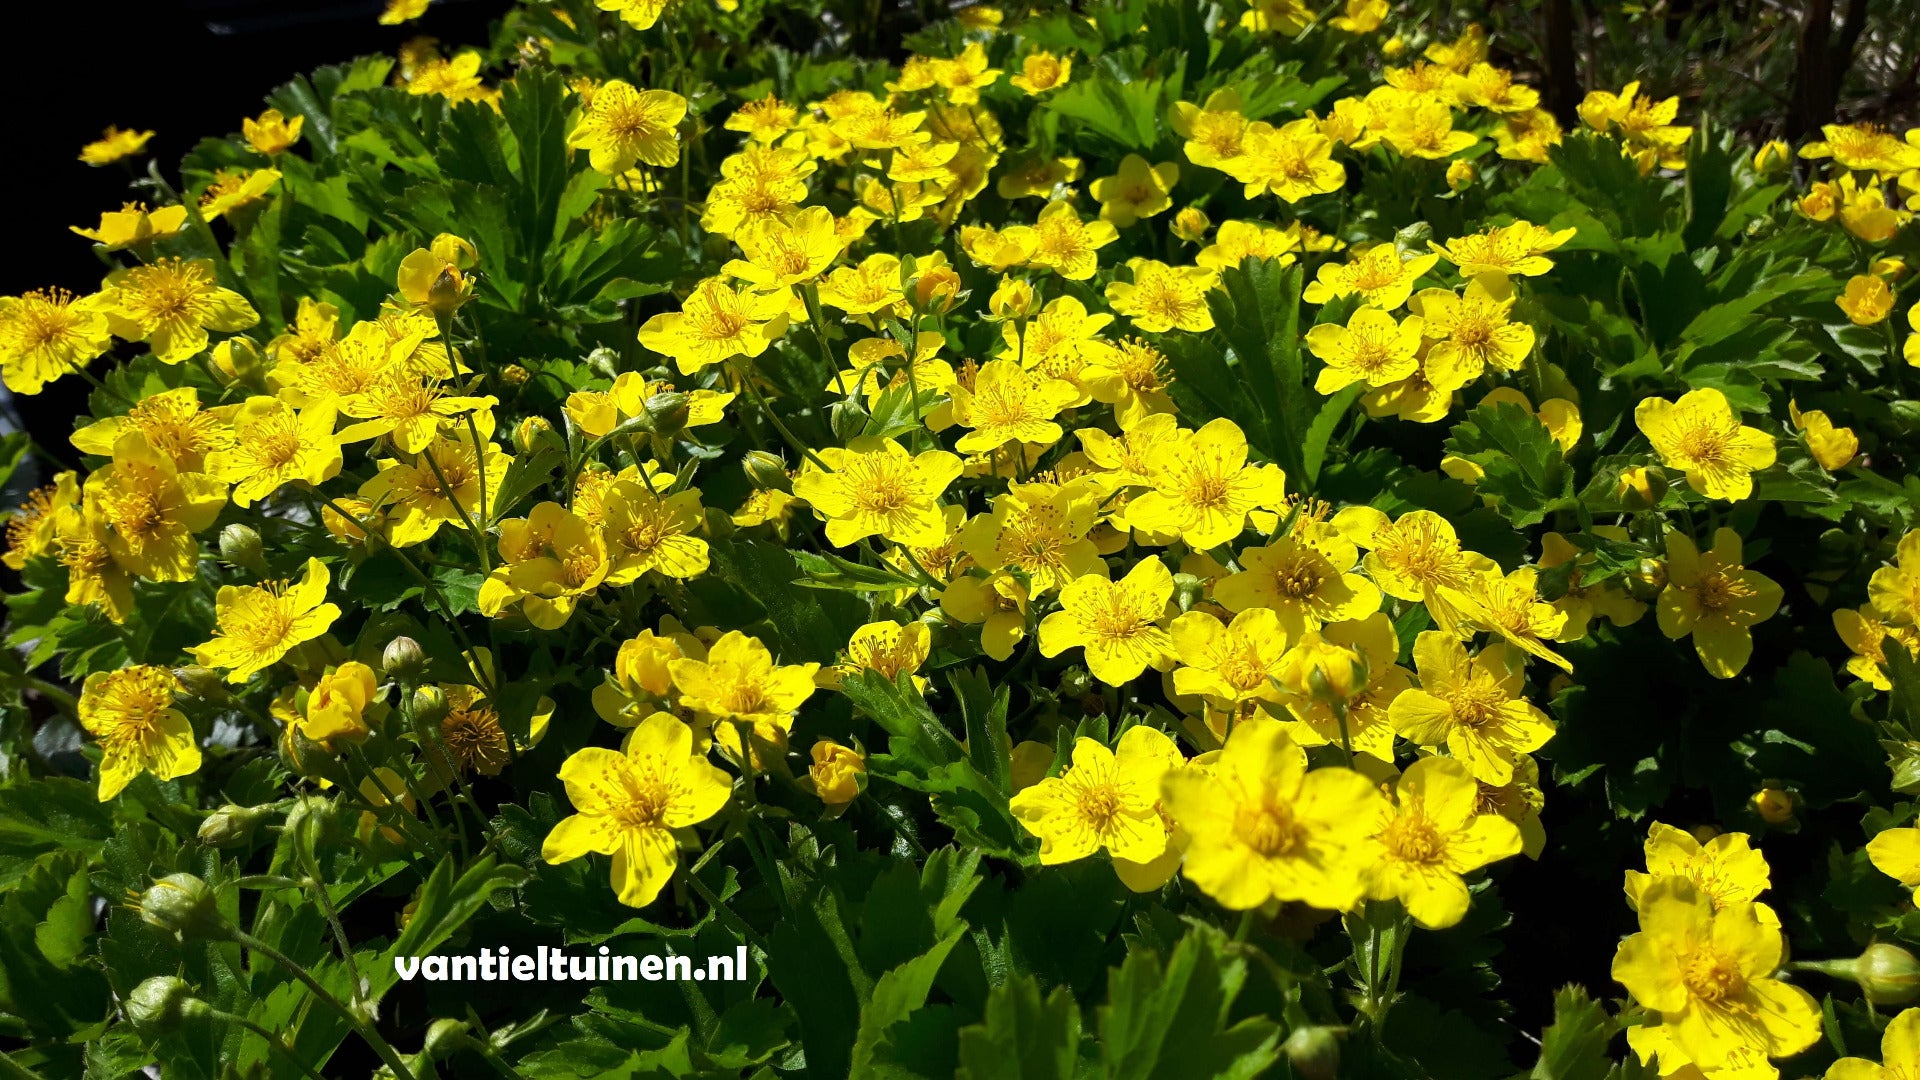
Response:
[601,478,710,583]
[1872,531,1920,626]
[1656,529,1782,679]
[1089,155,1179,227]
[1839,175,1908,242]
[830,102,931,151]
[71,202,189,251]
[1169,607,1291,710]
[543,713,731,908]
[302,661,385,744]
[406,52,494,104]
[951,358,1079,452]
[79,126,155,166]
[2,475,73,571]
[1104,258,1216,334]
[396,233,478,315]
[1389,631,1553,784]
[1038,558,1177,686]
[1635,387,1776,502]
[1839,273,1897,325]
[358,428,512,546]
[792,438,962,547]
[1368,756,1521,928]
[1826,1009,1920,1080]
[198,168,280,221]
[1789,399,1858,471]
[1125,419,1287,550]
[1623,822,1770,913]
[1536,529,1651,636]
[486,502,610,629]
[930,42,1001,105]
[808,740,866,805]
[1273,613,1407,761]
[1458,566,1573,671]
[835,619,932,688]
[55,505,136,624]
[1239,0,1314,34]
[1082,338,1177,427]
[1010,51,1072,95]
[960,480,1102,594]
[668,630,820,754]
[1161,717,1385,910]
[242,108,304,155]
[1225,118,1346,202]
[1375,93,1478,159]
[1611,879,1819,1074]
[191,558,341,683]
[335,375,496,454]
[1337,507,1489,630]
[1409,272,1534,379]
[940,571,1030,660]
[1003,200,1118,281]
[1493,107,1563,163]
[0,288,113,395]
[569,80,688,173]
[1869,827,1920,893]
[1001,294,1117,397]
[1011,726,1183,864]
[1452,64,1538,113]
[1217,529,1383,634]
[1801,122,1916,173]
[703,145,815,235]
[82,433,226,582]
[1578,82,1693,172]
[78,666,199,801]
[722,206,847,291]
[1328,0,1387,33]
[815,253,907,315]
[1303,243,1439,310]
[1171,90,1250,171]
[724,94,799,143]
[203,397,342,508]
[1834,606,1920,691]
[98,258,258,365]
[1304,306,1424,392]
[432,683,550,778]
[1195,219,1303,271]
[597,0,669,29]
[379,0,431,23]
[1432,222,1575,278]
[638,278,790,373]
[594,623,706,725]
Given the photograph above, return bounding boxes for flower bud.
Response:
[281,724,350,786]
[1381,35,1406,59]
[1279,636,1367,704]
[1751,139,1791,175]
[219,524,268,576]
[989,277,1035,320]
[126,976,212,1036]
[500,363,531,387]
[914,265,963,314]
[210,337,266,389]
[741,450,793,493]
[1445,159,1475,192]
[644,390,692,434]
[1614,465,1666,510]
[421,1018,472,1062]
[172,666,228,703]
[1751,787,1794,825]
[383,636,428,681]
[1171,206,1210,242]
[411,684,451,727]
[1860,943,1920,1004]
[1283,1026,1342,1080]
[139,874,230,941]
[198,803,274,849]
[830,397,870,442]
[284,794,341,855]
[808,740,866,806]
[515,415,557,454]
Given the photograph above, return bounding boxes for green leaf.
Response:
[1207,257,1311,484]
[956,975,1082,1080]
[487,447,565,523]
[1098,923,1282,1080]
[500,68,572,271]
[0,776,114,888]
[376,855,529,998]
[791,549,924,592]
[1045,76,1166,151]
[841,671,965,767]
[850,929,966,1078]
[1531,986,1615,1080]
[1302,383,1364,487]
[1444,401,1573,527]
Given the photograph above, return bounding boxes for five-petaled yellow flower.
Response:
[1039,557,1177,686]
[1368,756,1522,928]
[1126,418,1287,550]
[569,80,688,174]
[78,665,200,801]
[1161,717,1385,911]
[99,258,259,365]
[1635,387,1776,502]
[1389,631,1554,785]
[668,630,820,754]
[951,358,1079,452]
[1011,726,1183,865]
[638,278,790,373]
[792,438,962,547]
[542,713,732,908]
[1656,528,1782,679]
[192,558,343,683]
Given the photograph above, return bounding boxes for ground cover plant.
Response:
[7,0,1920,1077]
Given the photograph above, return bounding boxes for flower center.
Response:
[1235,799,1304,857]
[1382,815,1446,864]
[1680,948,1746,1003]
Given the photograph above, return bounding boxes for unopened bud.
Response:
[500,363,531,387]
[411,684,450,727]
[515,415,557,454]
[1171,206,1210,242]
[281,724,349,786]
[644,390,691,434]
[1283,1026,1342,1080]
[210,337,266,389]
[172,666,228,703]
[383,636,427,681]
[1614,465,1666,511]
[1752,139,1791,176]
[914,266,962,313]
[741,450,792,492]
[198,803,273,848]
[284,795,341,855]
[989,278,1034,320]
[126,976,212,1036]
[1752,787,1794,825]
[1445,159,1475,192]
[421,1018,471,1062]
[829,397,869,442]
[139,874,229,941]
[219,524,268,576]
[1803,943,1920,1005]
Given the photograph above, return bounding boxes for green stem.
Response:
[421,446,492,573]
[801,284,848,395]
[738,372,832,471]
[212,1008,332,1080]
[232,929,419,1080]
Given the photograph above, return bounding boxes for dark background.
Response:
[0,0,507,474]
